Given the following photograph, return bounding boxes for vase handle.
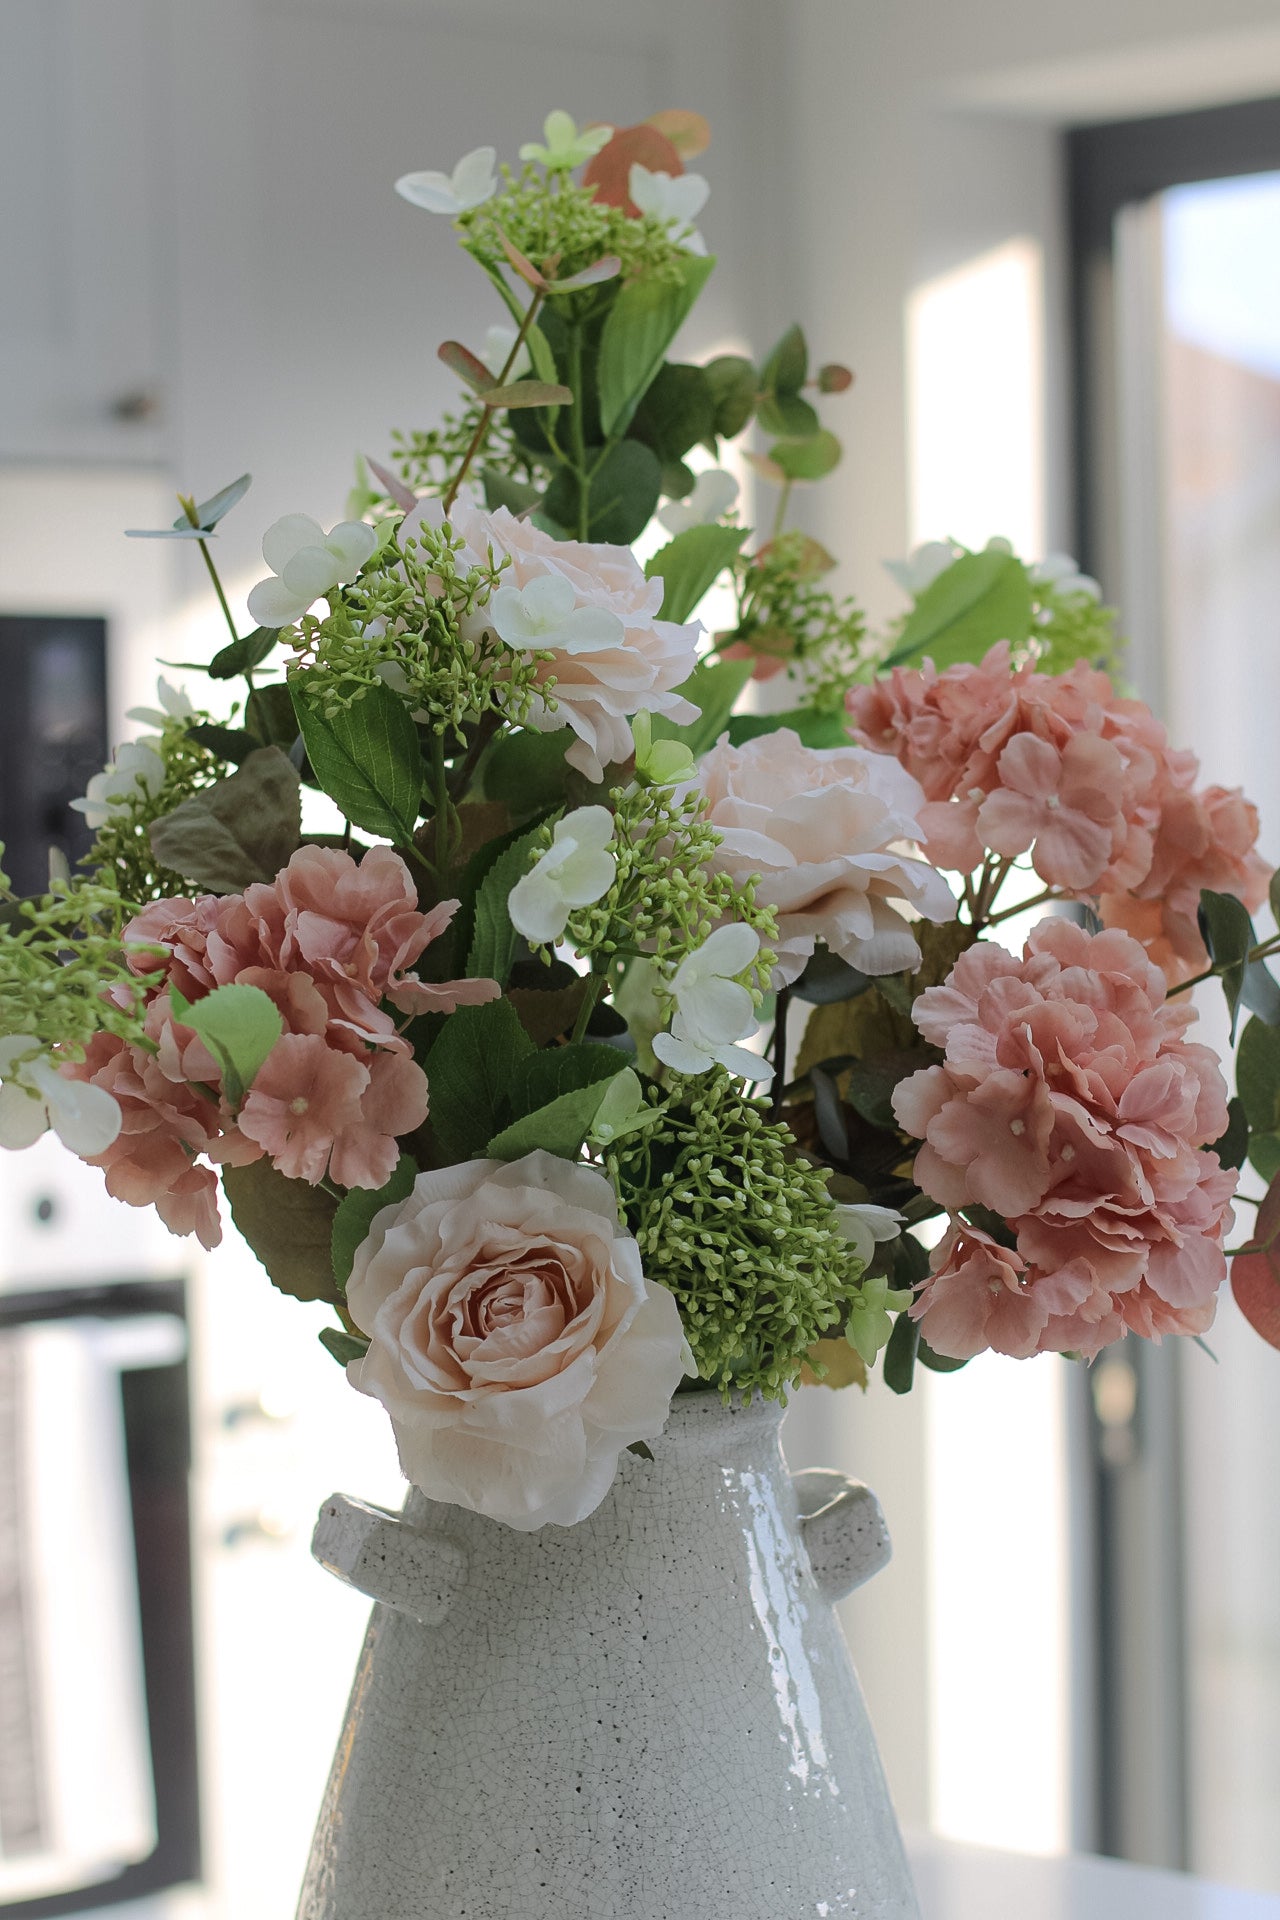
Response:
[792,1468,892,1604]
[311,1492,468,1625]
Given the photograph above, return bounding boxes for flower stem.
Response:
[982,881,1056,928]
[771,479,793,542]
[566,323,591,540]
[769,987,791,1120]
[178,494,239,645]
[442,290,545,514]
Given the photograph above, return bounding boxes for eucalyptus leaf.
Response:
[149,746,301,893]
[1241,957,1280,1026]
[769,430,841,482]
[597,253,716,438]
[476,379,573,410]
[628,362,716,467]
[882,1310,919,1395]
[1236,1016,1280,1137]
[1198,889,1255,1039]
[759,323,807,399]
[883,547,1033,671]
[756,392,820,441]
[703,354,757,439]
[644,524,747,624]
[481,468,543,516]
[331,1153,418,1289]
[1211,1097,1250,1172]
[292,679,423,841]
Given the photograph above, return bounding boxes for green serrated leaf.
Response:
[424,1000,534,1161]
[466,824,547,984]
[169,981,282,1107]
[644,524,747,624]
[149,746,301,893]
[883,548,1033,671]
[486,1071,625,1161]
[597,253,716,438]
[330,1152,418,1290]
[222,1161,340,1305]
[292,679,423,840]
[478,728,575,819]
[508,1043,626,1120]
[319,1327,370,1368]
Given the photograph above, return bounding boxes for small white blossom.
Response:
[883,540,961,597]
[126,675,195,731]
[488,573,625,657]
[0,1037,122,1157]
[479,323,531,381]
[70,739,166,829]
[652,923,770,1082]
[519,111,611,174]
[628,164,709,254]
[394,147,498,216]
[1032,550,1101,602]
[246,513,377,629]
[835,1202,904,1267]
[657,469,739,535]
[508,806,617,944]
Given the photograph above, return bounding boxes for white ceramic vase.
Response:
[298,1391,920,1920]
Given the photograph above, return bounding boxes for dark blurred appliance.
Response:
[0,615,108,896]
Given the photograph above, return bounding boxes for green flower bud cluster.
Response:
[291,523,549,738]
[459,166,690,290]
[733,531,871,714]
[608,1069,867,1398]
[0,852,153,1058]
[87,711,224,906]
[389,409,532,499]
[561,782,775,981]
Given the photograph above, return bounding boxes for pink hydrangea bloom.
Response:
[849,646,1270,981]
[893,918,1236,1361]
[64,847,494,1246]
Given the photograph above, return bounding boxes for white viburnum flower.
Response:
[479,323,531,381]
[657,468,739,535]
[394,146,498,216]
[835,1202,904,1267]
[519,110,611,173]
[246,513,377,629]
[1032,550,1102,602]
[488,573,625,657]
[508,806,617,944]
[126,675,195,731]
[70,739,166,829]
[0,1037,122,1156]
[882,540,961,597]
[628,164,710,254]
[652,923,770,1083]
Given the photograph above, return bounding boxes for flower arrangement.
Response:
[5,107,1280,1532]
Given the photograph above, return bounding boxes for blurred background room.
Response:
[1,1,1279,1914]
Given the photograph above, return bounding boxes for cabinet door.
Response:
[0,0,170,462]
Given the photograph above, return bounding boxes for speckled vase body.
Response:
[298,1392,920,1920]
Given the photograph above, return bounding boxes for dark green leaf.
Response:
[660,459,695,499]
[1270,866,1280,930]
[1250,1131,1280,1184]
[486,1070,624,1160]
[331,1152,418,1289]
[509,1043,626,1120]
[726,706,852,749]
[1241,957,1280,1026]
[478,728,575,818]
[1236,1016,1280,1136]
[769,430,842,481]
[882,1311,919,1394]
[917,1338,969,1374]
[149,746,301,893]
[424,1000,534,1160]
[1211,1096,1249,1171]
[186,723,260,764]
[208,626,278,680]
[703,354,757,439]
[644,524,747,624]
[543,439,663,546]
[791,950,874,1005]
[481,468,543,516]
[883,548,1033,671]
[246,681,301,751]
[319,1327,370,1367]
[597,253,717,437]
[759,324,807,399]
[1198,889,1256,1039]
[222,1161,340,1304]
[292,679,423,841]
[809,1066,850,1161]
[756,392,820,440]
[628,362,716,466]
[466,824,547,984]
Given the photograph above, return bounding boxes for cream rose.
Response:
[345,1151,688,1530]
[401,499,699,782]
[693,728,956,984]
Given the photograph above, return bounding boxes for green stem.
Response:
[178,494,239,645]
[429,734,452,875]
[771,479,794,542]
[566,323,591,540]
[442,290,545,513]
[1169,933,1280,998]
[769,988,791,1120]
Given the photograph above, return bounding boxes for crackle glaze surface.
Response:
[298,1393,920,1920]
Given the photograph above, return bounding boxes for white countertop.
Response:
[908,1831,1280,1919]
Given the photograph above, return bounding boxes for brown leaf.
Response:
[645,109,711,159]
[799,1338,868,1391]
[437,339,492,391]
[582,123,683,214]
[476,380,573,411]
[1232,1174,1280,1349]
[508,980,588,1047]
[149,746,301,894]
[222,1161,340,1306]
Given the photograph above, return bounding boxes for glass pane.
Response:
[1158,168,1280,1896]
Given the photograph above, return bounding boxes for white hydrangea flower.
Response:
[70,739,166,829]
[519,111,611,174]
[125,675,195,731]
[652,923,770,1083]
[657,468,739,535]
[488,573,625,656]
[882,540,961,597]
[508,806,616,944]
[1032,550,1101,602]
[0,1037,122,1156]
[479,323,531,381]
[835,1202,904,1266]
[394,147,498,216]
[628,163,709,254]
[246,514,377,629]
